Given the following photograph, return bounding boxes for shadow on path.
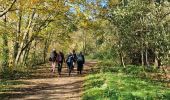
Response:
[0,61,97,100]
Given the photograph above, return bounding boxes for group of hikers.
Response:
[49,49,85,76]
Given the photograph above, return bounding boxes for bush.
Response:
[0,65,29,80]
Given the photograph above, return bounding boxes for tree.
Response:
[0,0,16,17]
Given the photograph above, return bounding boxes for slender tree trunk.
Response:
[20,49,27,64]
[141,39,144,66]
[13,10,22,62]
[119,52,125,68]
[15,10,35,65]
[141,50,144,66]
[145,48,149,67]
[34,40,37,64]
[154,51,159,68]
[2,15,9,71]
[15,33,29,64]
[23,44,31,65]
[20,33,29,64]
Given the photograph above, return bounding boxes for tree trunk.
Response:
[33,40,37,65]
[15,10,35,65]
[23,44,31,65]
[141,50,144,66]
[13,10,22,62]
[20,32,29,64]
[154,51,159,68]
[15,33,29,64]
[141,39,144,66]
[20,49,27,64]
[119,52,125,68]
[1,15,9,71]
[145,49,149,67]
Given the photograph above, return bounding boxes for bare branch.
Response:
[160,12,170,21]
[0,0,17,17]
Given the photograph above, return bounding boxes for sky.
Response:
[67,0,108,13]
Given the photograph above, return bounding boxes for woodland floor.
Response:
[0,61,97,100]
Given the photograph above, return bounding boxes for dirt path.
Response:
[0,61,97,100]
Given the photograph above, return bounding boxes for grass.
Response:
[83,67,170,100]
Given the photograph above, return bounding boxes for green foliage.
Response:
[83,72,170,100]
[92,45,119,60]
[0,80,26,92]
[96,61,162,77]
[0,64,30,80]
[84,59,170,100]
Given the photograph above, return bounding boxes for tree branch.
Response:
[0,0,16,17]
[160,12,170,21]
[21,37,34,53]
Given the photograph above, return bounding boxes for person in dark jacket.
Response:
[66,52,74,76]
[72,50,77,70]
[57,51,65,75]
[77,52,85,74]
[49,49,57,73]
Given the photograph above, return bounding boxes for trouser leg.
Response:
[52,62,56,73]
[58,63,61,75]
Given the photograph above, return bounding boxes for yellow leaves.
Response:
[75,6,81,13]
[17,0,40,10]
[69,0,75,3]
[8,12,17,21]
[77,13,81,17]
[81,21,87,27]
[65,5,70,11]
[27,0,41,8]
[31,0,40,5]
[101,8,108,14]
[109,0,120,6]
[80,20,90,29]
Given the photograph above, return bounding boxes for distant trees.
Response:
[68,0,170,67]
[101,0,170,67]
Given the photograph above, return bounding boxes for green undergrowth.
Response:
[0,65,30,80]
[0,62,46,80]
[83,72,170,100]
[0,80,29,92]
[83,61,170,100]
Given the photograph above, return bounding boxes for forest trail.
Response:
[0,61,97,100]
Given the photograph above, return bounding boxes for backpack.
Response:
[77,55,83,62]
[67,56,72,63]
[50,52,56,59]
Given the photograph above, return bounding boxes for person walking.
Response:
[66,52,74,76]
[57,51,65,75]
[77,52,85,74]
[49,49,57,73]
